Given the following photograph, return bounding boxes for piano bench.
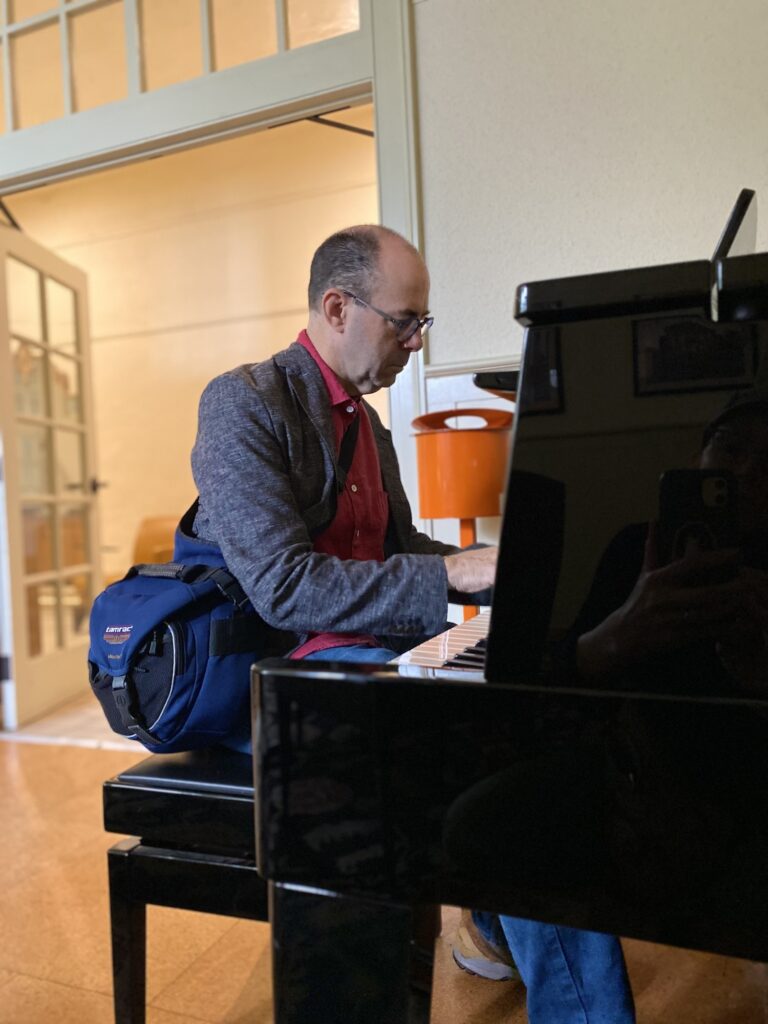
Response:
[103,747,268,1024]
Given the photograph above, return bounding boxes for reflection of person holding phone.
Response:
[570,387,768,696]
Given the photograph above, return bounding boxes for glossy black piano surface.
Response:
[254,663,768,963]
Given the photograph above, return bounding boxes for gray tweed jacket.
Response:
[191,341,458,644]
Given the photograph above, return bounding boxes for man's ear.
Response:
[321,288,347,331]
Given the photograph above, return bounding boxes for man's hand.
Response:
[577,527,744,679]
[443,546,498,593]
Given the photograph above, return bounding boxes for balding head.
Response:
[306,225,430,396]
[307,225,421,311]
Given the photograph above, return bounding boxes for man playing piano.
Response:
[191,224,636,1024]
[191,224,496,672]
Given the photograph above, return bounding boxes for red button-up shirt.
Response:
[290,331,389,658]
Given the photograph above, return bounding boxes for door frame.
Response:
[0,224,100,728]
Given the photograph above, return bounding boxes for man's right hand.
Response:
[443,546,498,593]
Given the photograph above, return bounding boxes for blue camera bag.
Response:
[89,418,360,752]
[88,505,268,753]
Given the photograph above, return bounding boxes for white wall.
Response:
[9,106,378,576]
[413,0,768,369]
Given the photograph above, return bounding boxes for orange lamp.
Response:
[412,408,514,618]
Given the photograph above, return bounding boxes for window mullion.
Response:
[1,0,13,132]
[123,0,142,95]
[274,0,287,52]
[200,0,212,74]
[59,4,72,117]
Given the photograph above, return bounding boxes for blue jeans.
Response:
[302,644,396,664]
[474,911,635,1024]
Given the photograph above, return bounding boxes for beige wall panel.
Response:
[93,314,300,575]
[11,109,375,250]
[9,112,379,575]
[414,0,768,368]
[60,182,378,339]
[95,313,387,576]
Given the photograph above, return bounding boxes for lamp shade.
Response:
[412,408,513,520]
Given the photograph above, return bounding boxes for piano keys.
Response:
[393,610,490,675]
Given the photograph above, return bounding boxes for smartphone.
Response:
[658,469,739,565]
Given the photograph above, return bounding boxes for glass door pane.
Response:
[70,1,128,113]
[11,338,48,416]
[7,257,42,340]
[0,223,100,725]
[288,0,359,49]
[60,504,89,568]
[140,0,203,90]
[22,503,55,573]
[45,277,78,353]
[50,352,82,423]
[18,423,53,495]
[61,572,90,645]
[55,428,86,494]
[9,0,57,21]
[210,0,277,70]
[10,22,64,129]
[25,581,59,657]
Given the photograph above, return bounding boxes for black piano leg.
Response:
[108,839,147,1024]
[270,882,432,1024]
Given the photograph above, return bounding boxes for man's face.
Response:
[339,238,430,396]
[700,410,768,535]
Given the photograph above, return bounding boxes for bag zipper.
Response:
[147,621,183,731]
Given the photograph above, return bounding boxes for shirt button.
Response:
[346,404,355,414]
[350,484,358,493]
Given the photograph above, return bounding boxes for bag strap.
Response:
[336,413,361,494]
[178,410,361,565]
[127,562,251,610]
[111,675,157,746]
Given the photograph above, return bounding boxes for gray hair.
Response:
[307,225,410,310]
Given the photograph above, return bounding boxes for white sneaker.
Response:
[451,909,521,982]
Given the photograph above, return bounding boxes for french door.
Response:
[0,224,100,728]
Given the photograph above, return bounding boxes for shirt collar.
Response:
[297,329,357,409]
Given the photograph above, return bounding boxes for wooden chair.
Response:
[131,516,178,565]
[105,516,178,588]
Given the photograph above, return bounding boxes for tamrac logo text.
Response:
[104,625,133,645]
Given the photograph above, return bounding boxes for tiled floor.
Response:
[1,701,767,1023]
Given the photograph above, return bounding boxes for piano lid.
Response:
[514,259,713,327]
[515,188,758,328]
[488,191,768,694]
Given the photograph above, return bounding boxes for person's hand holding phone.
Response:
[576,523,744,679]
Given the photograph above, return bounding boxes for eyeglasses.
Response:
[342,290,434,342]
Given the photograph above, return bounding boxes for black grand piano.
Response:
[253,192,768,1023]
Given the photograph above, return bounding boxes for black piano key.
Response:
[445,653,487,668]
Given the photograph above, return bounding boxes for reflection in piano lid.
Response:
[400,190,768,699]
